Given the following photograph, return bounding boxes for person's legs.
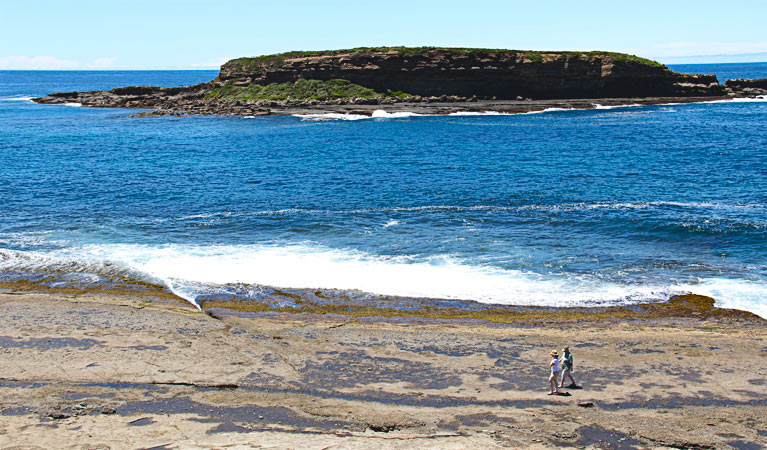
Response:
[565,369,576,386]
[548,373,554,393]
[548,372,559,394]
[559,367,575,387]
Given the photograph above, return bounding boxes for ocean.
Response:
[1,64,766,317]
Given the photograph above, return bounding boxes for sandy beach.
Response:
[1,290,765,449]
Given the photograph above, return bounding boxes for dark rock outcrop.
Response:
[34,83,213,110]
[725,78,767,96]
[220,48,724,99]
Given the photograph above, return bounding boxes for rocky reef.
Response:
[32,47,767,116]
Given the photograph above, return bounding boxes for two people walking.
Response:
[548,346,576,395]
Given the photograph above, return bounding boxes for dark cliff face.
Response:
[726,78,767,89]
[723,78,767,97]
[220,49,724,99]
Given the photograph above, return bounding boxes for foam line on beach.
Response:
[2,244,765,317]
[0,247,204,309]
[291,97,767,122]
[295,109,426,121]
[680,278,767,319]
[591,103,645,109]
[0,245,706,307]
[700,95,767,104]
[447,111,509,116]
[371,110,423,118]
[292,112,370,121]
[294,107,583,121]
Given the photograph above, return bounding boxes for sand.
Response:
[1,291,766,449]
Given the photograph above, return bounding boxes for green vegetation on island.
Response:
[225,46,664,71]
[205,78,411,102]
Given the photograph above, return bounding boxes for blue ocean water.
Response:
[1,65,766,317]
[670,62,767,83]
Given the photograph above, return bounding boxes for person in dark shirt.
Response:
[558,346,577,388]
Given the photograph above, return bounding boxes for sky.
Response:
[2,0,766,70]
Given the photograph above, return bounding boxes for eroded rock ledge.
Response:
[32,47,767,117]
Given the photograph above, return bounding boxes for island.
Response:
[33,47,767,117]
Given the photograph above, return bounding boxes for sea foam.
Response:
[0,245,716,307]
[293,112,370,121]
[0,96,35,102]
[292,97,767,122]
[371,109,423,118]
[591,103,644,109]
[295,107,583,121]
[680,278,767,319]
[701,95,767,104]
[2,243,765,317]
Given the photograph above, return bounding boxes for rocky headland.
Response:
[1,289,766,449]
[32,47,767,117]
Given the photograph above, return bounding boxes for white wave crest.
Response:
[294,109,424,121]
[701,95,767,104]
[291,97,765,122]
[296,109,508,121]
[294,112,370,121]
[63,102,82,107]
[293,105,665,121]
[679,278,767,319]
[591,103,644,110]
[519,107,577,115]
[2,244,765,318]
[371,109,423,118]
[447,111,507,116]
[381,219,401,228]
[1,96,34,102]
[0,244,682,308]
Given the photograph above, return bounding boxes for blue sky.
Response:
[2,0,766,69]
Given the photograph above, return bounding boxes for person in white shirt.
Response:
[548,350,560,395]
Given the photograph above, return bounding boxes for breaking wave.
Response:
[1,244,764,318]
[0,96,35,102]
[701,95,767,104]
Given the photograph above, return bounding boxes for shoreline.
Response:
[1,290,765,448]
[2,276,764,324]
[242,96,746,118]
[34,95,745,118]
